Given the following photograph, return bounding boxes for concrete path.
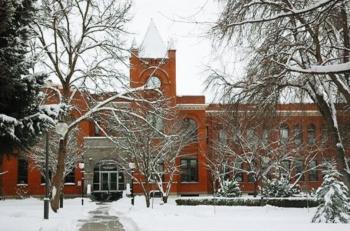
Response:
[78,202,125,231]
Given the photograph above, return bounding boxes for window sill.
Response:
[180,181,199,184]
[64,183,76,186]
[16,184,28,186]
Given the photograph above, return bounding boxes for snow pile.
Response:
[110,196,350,231]
[0,198,97,231]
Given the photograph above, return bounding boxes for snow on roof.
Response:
[139,19,168,59]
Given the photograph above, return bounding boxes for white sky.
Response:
[124,0,229,102]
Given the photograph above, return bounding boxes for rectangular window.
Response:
[64,168,75,184]
[233,160,243,182]
[294,126,303,146]
[309,160,318,181]
[17,159,28,184]
[295,160,304,181]
[180,158,198,182]
[41,170,52,184]
[151,162,165,182]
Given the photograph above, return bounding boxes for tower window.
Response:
[146,76,161,89]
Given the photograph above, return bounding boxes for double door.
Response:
[100,171,118,191]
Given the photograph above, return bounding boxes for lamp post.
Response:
[79,162,85,206]
[44,132,49,220]
[55,121,68,209]
[128,162,136,206]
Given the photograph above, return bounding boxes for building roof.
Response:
[139,19,168,59]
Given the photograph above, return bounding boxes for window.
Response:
[218,129,227,145]
[146,76,161,89]
[294,160,304,181]
[247,163,256,182]
[17,159,28,184]
[279,124,289,144]
[247,128,256,144]
[233,160,243,182]
[280,160,290,178]
[309,160,318,181]
[183,118,198,141]
[307,124,316,145]
[151,162,165,182]
[294,125,303,146]
[147,114,164,131]
[321,127,328,146]
[232,126,241,143]
[41,170,52,184]
[262,128,269,146]
[64,169,75,184]
[180,158,198,182]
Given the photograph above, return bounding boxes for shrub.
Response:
[175,197,319,208]
[217,180,241,197]
[261,177,301,197]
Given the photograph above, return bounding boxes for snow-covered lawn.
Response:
[0,197,97,231]
[111,196,350,231]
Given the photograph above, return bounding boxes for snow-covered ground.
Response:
[0,197,97,231]
[1,196,350,231]
[111,196,350,231]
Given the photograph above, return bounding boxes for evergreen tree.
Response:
[312,161,350,223]
[0,0,53,155]
[218,179,241,197]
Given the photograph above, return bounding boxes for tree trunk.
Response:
[162,195,168,203]
[145,194,150,208]
[50,138,67,212]
[253,180,259,197]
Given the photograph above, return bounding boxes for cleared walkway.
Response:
[78,202,125,231]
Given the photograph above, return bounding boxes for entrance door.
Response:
[92,161,124,192]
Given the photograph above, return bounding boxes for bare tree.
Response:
[96,102,197,207]
[208,112,322,196]
[208,0,350,188]
[30,128,83,186]
[28,0,173,212]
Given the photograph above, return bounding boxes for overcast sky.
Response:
[124,0,228,102]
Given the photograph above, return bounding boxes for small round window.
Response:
[146,76,161,89]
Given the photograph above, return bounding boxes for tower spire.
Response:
[139,19,167,58]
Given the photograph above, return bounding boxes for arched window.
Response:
[279,124,289,144]
[247,128,256,144]
[146,76,161,89]
[232,126,241,143]
[294,125,303,146]
[183,118,198,141]
[262,128,269,146]
[147,114,164,131]
[218,128,227,144]
[307,124,316,145]
[321,126,328,145]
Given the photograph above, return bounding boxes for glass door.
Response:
[101,172,109,191]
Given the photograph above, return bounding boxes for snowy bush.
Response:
[261,177,301,198]
[176,197,319,208]
[217,180,241,197]
[312,162,350,223]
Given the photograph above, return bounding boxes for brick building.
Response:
[1,21,349,199]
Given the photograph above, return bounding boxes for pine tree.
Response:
[312,161,350,223]
[218,179,241,197]
[0,0,52,155]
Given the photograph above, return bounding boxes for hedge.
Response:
[175,197,320,208]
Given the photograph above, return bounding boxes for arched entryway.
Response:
[92,160,125,201]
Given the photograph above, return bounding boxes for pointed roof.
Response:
[139,19,168,59]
